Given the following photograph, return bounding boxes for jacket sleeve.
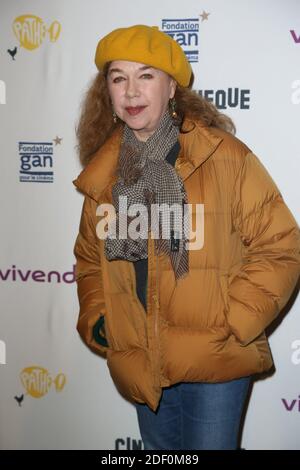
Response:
[73,195,109,357]
[227,152,300,346]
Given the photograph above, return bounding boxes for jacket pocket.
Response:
[92,314,109,348]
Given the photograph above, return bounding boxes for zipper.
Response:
[128,263,149,348]
[154,251,160,332]
[152,238,161,391]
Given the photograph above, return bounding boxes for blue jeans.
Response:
[135,377,251,450]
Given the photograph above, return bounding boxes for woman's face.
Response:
[107,60,176,141]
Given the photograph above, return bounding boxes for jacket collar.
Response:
[73,118,223,202]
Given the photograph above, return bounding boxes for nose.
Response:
[125,78,140,98]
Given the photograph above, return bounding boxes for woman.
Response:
[73,25,300,450]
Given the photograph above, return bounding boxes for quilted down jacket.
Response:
[73,118,300,412]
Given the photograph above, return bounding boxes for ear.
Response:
[169,78,177,99]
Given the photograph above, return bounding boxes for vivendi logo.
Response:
[290,30,300,43]
[281,396,300,412]
[0,265,75,283]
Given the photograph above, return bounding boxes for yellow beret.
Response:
[95,24,192,87]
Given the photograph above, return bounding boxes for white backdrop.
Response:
[0,0,299,450]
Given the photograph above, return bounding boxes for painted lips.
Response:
[125,106,146,116]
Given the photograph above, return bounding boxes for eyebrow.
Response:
[108,65,153,75]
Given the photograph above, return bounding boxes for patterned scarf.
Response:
[105,111,189,281]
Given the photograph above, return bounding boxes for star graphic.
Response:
[53,136,62,145]
[200,11,210,22]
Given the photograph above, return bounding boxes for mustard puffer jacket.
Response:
[73,118,300,412]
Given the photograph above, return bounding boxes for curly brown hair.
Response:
[75,64,236,168]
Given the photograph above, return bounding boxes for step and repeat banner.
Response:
[0,0,299,450]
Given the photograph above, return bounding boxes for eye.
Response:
[141,73,153,79]
[112,76,125,83]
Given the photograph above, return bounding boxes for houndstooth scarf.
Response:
[104,111,189,281]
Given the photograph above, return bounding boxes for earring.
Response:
[170,98,178,119]
[112,111,117,123]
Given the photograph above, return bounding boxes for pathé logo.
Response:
[12,14,61,50]
[20,366,66,398]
